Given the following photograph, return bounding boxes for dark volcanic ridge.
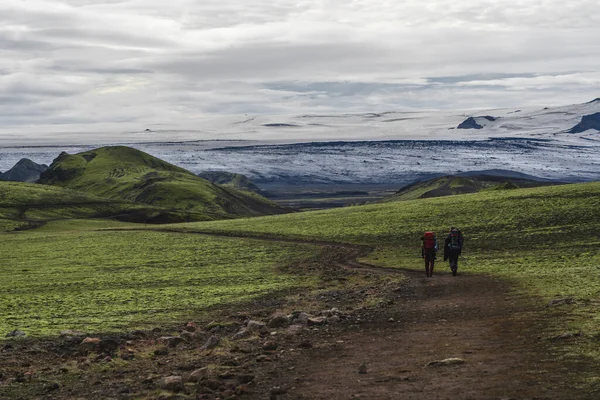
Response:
[0,158,48,183]
[457,116,497,129]
[568,112,600,133]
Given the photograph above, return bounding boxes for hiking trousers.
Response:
[448,251,460,275]
[424,251,436,277]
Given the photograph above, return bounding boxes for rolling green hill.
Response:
[382,174,553,202]
[38,146,286,221]
[0,180,182,231]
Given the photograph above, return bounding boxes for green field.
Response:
[2,180,600,355]
[164,182,600,339]
[0,227,319,337]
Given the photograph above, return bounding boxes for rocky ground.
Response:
[1,242,598,399]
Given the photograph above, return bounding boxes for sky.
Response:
[1,0,599,135]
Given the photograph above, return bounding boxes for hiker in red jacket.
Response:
[444,227,464,276]
[421,231,439,277]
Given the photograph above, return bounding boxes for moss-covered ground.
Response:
[0,226,320,337]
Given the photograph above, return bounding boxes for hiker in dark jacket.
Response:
[444,227,464,276]
[421,232,438,277]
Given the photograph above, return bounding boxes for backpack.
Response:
[423,231,436,250]
[449,228,462,250]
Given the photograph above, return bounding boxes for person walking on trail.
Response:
[444,227,464,276]
[421,231,439,277]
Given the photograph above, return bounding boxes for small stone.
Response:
[79,337,102,353]
[232,328,251,340]
[160,376,184,392]
[185,321,199,332]
[247,320,268,334]
[271,386,288,397]
[295,312,309,324]
[388,318,395,322]
[426,358,466,367]
[6,330,26,338]
[100,338,120,353]
[153,347,169,356]
[189,367,210,382]
[256,355,271,362]
[158,336,185,348]
[131,330,148,339]
[358,362,368,374]
[327,315,341,324]
[263,340,278,351]
[307,317,327,326]
[299,340,312,349]
[268,314,290,328]
[201,335,220,350]
[180,331,196,341]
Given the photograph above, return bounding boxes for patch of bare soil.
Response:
[1,238,598,399]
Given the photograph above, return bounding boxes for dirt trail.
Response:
[142,229,596,399]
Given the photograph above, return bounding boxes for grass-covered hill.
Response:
[382,174,553,202]
[38,146,286,221]
[0,180,177,231]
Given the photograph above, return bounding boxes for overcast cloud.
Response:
[1,0,599,134]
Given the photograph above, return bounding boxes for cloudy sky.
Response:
[1,0,599,135]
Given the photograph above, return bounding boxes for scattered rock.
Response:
[6,330,26,338]
[202,379,222,391]
[153,347,169,356]
[299,340,313,349]
[201,335,220,350]
[189,367,210,382]
[247,320,268,334]
[158,336,185,348]
[295,312,310,324]
[185,321,199,332]
[160,376,184,392]
[232,328,251,340]
[358,362,368,374]
[268,314,290,328]
[263,340,278,351]
[327,315,341,324]
[131,330,148,339]
[270,386,288,399]
[256,355,272,362]
[320,308,340,317]
[307,317,327,326]
[79,337,102,353]
[180,331,196,341]
[426,358,466,367]
[100,338,120,353]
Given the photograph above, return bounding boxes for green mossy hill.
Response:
[198,171,261,193]
[38,146,285,220]
[0,181,160,230]
[382,174,549,202]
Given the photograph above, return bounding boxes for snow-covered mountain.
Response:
[0,99,598,188]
